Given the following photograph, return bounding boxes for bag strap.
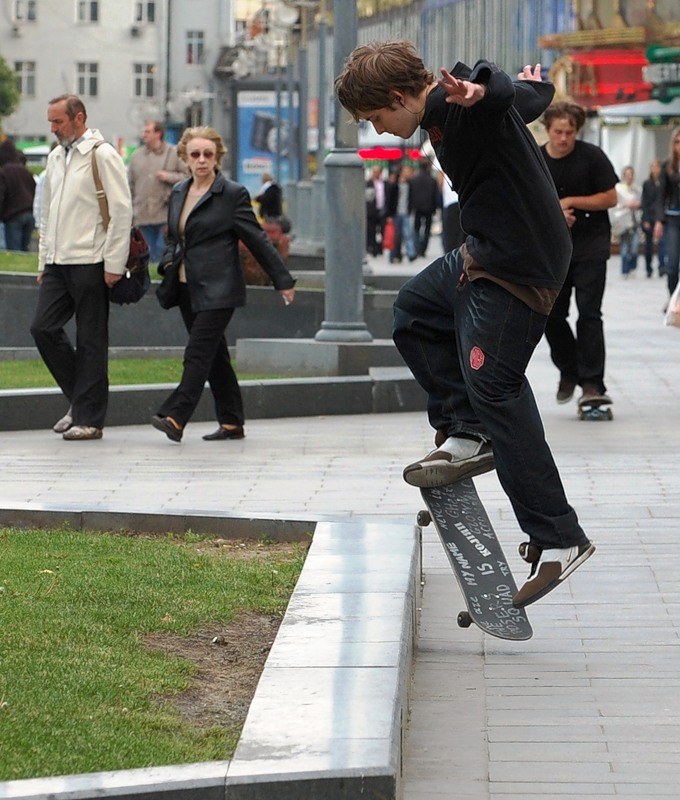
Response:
[91,141,110,232]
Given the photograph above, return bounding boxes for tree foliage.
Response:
[0,55,20,119]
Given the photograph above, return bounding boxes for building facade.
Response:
[0,0,235,148]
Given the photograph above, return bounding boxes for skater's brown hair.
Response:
[335,40,434,121]
[541,101,586,132]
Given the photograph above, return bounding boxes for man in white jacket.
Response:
[30,94,132,440]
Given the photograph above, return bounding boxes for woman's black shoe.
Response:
[202,425,245,441]
[151,415,183,442]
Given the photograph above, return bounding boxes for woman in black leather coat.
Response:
[152,126,295,442]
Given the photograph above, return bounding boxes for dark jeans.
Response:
[642,222,666,276]
[413,210,433,257]
[663,217,680,296]
[619,228,639,275]
[5,211,35,251]
[544,258,607,394]
[139,223,166,264]
[391,213,416,262]
[157,285,243,427]
[30,263,109,428]
[393,251,586,550]
[366,212,385,257]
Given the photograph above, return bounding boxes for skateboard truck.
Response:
[416,486,532,640]
[577,393,613,421]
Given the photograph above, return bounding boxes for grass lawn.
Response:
[0,252,164,279]
[0,528,307,781]
[0,251,39,274]
[0,359,280,390]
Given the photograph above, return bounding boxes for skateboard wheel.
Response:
[417,510,432,527]
[607,408,613,420]
[457,611,472,628]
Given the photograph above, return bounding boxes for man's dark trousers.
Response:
[156,284,243,428]
[30,263,110,429]
[543,258,607,394]
[393,249,587,551]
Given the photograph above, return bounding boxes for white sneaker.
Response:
[513,541,596,607]
[403,436,494,488]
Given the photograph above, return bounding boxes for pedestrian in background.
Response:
[128,119,188,263]
[385,163,416,263]
[611,165,641,278]
[641,158,666,278]
[0,139,36,252]
[409,158,441,257]
[654,126,680,298]
[254,172,283,222]
[365,164,386,257]
[30,94,132,440]
[539,100,618,408]
[152,126,296,443]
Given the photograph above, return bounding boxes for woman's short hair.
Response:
[335,40,434,121]
[177,126,226,171]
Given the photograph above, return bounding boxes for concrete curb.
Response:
[0,518,421,800]
[0,370,427,432]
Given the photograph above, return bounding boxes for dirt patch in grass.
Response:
[144,612,281,730]
[142,539,303,732]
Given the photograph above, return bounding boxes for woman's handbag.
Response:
[91,143,151,305]
[156,259,181,309]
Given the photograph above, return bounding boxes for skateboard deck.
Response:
[418,479,532,641]
[577,394,613,421]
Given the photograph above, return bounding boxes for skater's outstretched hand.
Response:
[438,68,486,106]
[517,64,542,82]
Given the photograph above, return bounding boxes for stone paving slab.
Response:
[2,258,680,797]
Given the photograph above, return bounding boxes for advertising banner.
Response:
[235,88,299,198]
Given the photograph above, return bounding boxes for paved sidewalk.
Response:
[1,256,680,797]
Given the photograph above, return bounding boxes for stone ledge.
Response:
[0,518,421,800]
[0,371,426,432]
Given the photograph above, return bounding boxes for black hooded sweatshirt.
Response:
[420,60,572,291]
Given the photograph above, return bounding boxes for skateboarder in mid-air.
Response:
[335,41,595,607]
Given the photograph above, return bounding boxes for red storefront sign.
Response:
[566,49,652,108]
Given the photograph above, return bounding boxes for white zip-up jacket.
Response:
[39,129,132,274]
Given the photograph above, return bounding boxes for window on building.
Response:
[77,62,98,97]
[77,0,98,23]
[135,1,155,23]
[15,61,36,96]
[186,31,205,65]
[14,0,37,22]
[133,63,156,98]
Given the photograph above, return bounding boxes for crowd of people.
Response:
[364,126,678,295]
[365,157,442,263]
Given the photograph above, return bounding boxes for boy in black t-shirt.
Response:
[539,101,618,407]
[335,41,594,608]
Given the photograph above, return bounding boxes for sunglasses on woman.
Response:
[188,149,216,159]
